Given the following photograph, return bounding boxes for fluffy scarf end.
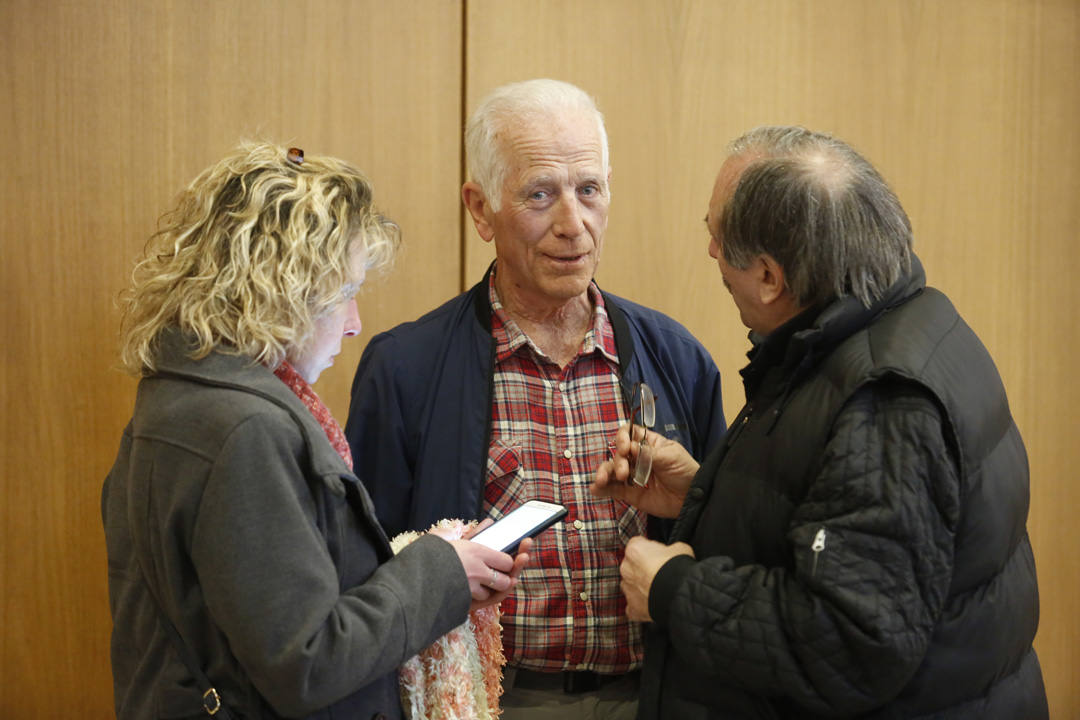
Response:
[391,519,505,720]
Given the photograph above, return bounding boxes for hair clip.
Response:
[287,147,304,165]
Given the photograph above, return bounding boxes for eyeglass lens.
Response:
[631,384,655,486]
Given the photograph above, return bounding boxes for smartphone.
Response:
[469,500,568,553]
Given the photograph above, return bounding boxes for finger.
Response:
[592,460,616,491]
[482,587,511,608]
[620,580,638,618]
[602,455,626,487]
[614,422,633,454]
[471,583,494,602]
[488,568,517,594]
[593,473,628,502]
[469,541,515,572]
[462,518,493,539]
[594,461,635,498]
[490,550,516,573]
[621,586,649,622]
[511,539,533,573]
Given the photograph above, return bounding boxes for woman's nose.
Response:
[342,298,362,337]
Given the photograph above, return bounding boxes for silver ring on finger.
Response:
[491,569,499,587]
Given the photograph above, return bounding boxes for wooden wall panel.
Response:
[3,1,1077,717]
[465,0,1079,715]
[0,1,462,716]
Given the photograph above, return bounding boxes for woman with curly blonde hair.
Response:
[103,141,530,720]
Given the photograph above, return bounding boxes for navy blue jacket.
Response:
[345,268,727,538]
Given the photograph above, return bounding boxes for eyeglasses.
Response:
[628,382,655,487]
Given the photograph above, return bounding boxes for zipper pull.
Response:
[725,404,754,447]
[810,528,827,577]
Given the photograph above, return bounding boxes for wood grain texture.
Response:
[465,0,1079,714]
[0,1,462,716]
[3,0,1077,716]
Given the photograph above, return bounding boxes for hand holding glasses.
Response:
[628,383,656,487]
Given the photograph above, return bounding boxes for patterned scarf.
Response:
[273,360,353,470]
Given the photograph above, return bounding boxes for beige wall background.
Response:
[2,0,1076,717]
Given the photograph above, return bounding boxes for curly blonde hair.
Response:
[119,140,400,375]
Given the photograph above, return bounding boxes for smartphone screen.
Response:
[470,500,568,553]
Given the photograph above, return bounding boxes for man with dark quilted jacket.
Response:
[593,126,1047,719]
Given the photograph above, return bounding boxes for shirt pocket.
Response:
[484,439,525,516]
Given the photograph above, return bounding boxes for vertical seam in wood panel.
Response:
[458,0,468,293]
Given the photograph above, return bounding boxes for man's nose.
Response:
[342,298,362,337]
[708,236,720,259]
[553,195,586,238]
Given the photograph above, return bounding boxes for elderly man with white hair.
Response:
[345,79,726,718]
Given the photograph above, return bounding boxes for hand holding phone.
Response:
[469,500,568,553]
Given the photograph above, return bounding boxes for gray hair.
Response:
[465,78,609,212]
[721,126,912,308]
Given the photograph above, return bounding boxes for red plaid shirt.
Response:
[484,272,645,673]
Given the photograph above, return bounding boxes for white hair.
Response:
[464,78,609,211]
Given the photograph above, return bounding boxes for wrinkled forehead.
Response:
[499,110,607,177]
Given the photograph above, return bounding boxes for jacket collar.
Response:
[150,328,356,493]
[800,254,927,364]
[152,328,289,399]
[742,254,927,399]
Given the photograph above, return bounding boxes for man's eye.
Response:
[530,190,549,201]
[580,185,597,196]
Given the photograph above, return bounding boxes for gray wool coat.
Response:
[103,330,470,719]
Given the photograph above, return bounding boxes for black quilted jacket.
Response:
[639,257,1047,719]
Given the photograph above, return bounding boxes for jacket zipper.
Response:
[724,404,754,448]
[810,527,827,577]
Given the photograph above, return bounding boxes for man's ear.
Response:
[462,182,495,243]
[756,254,788,305]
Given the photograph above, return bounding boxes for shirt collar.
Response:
[487,263,619,366]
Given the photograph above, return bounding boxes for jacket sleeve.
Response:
[650,381,959,715]
[191,411,470,718]
[344,331,415,538]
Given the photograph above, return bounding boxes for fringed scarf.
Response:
[392,519,506,720]
[273,360,353,470]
